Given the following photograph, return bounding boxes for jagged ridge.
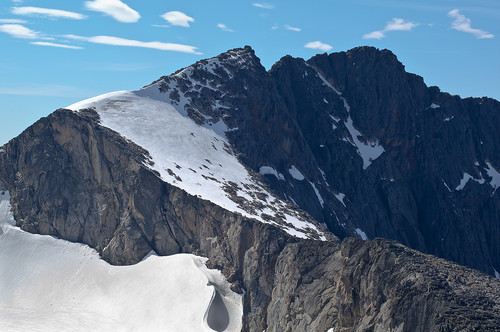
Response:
[0,46,499,331]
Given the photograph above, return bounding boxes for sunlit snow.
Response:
[67,87,325,240]
[0,192,242,331]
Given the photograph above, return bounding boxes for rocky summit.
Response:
[0,46,499,331]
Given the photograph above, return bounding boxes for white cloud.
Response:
[284,25,301,32]
[85,0,140,23]
[385,18,419,31]
[65,34,201,54]
[304,41,332,52]
[12,7,86,20]
[363,30,385,40]
[216,23,234,32]
[31,41,82,49]
[152,24,169,28]
[271,24,279,30]
[252,3,275,9]
[363,18,419,39]
[161,11,194,27]
[448,9,494,39]
[0,18,27,24]
[0,23,39,39]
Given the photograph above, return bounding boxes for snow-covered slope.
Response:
[0,192,242,331]
[67,83,326,240]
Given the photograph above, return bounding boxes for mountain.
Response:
[0,46,499,331]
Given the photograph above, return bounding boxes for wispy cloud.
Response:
[161,11,194,27]
[271,23,279,30]
[0,84,89,97]
[0,18,27,24]
[12,7,87,20]
[284,25,301,32]
[85,0,140,23]
[0,23,40,39]
[252,3,275,9]
[65,34,201,54]
[152,24,169,28]
[31,41,82,49]
[363,18,419,39]
[216,23,234,32]
[448,9,494,39]
[304,41,332,52]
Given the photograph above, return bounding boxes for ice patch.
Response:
[308,181,324,207]
[259,166,285,181]
[355,228,368,240]
[0,197,243,331]
[444,116,454,122]
[429,103,440,109]
[334,193,346,207]
[289,165,305,181]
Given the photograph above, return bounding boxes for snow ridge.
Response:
[67,80,326,241]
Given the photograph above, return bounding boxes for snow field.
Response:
[0,193,242,331]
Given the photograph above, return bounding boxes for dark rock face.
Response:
[147,45,499,276]
[1,46,499,331]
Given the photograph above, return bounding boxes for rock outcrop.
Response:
[1,46,499,331]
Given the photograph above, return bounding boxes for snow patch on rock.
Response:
[355,228,368,240]
[308,181,324,207]
[455,172,485,191]
[334,193,346,207]
[484,161,500,194]
[288,165,305,181]
[259,166,285,181]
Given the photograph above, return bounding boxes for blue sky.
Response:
[0,0,499,145]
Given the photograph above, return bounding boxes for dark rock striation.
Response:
[1,46,499,331]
